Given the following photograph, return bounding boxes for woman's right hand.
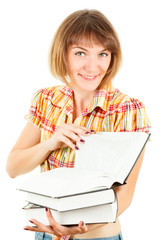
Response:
[44,123,94,151]
[6,122,94,177]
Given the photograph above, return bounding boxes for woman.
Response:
[6,9,151,240]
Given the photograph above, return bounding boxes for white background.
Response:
[0,0,159,239]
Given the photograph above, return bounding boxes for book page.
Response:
[19,133,149,197]
[19,167,113,197]
[75,132,149,185]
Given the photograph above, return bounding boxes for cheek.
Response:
[70,62,84,75]
[67,55,75,75]
[104,57,112,71]
[101,61,110,73]
[67,56,79,71]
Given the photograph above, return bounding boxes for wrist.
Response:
[41,139,54,153]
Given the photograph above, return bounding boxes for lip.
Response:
[79,74,99,81]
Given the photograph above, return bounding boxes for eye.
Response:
[99,52,108,57]
[75,52,85,56]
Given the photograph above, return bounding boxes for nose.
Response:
[84,56,99,73]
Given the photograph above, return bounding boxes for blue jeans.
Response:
[35,232,52,240]
[70,232,123,240]
[35,232,123,240]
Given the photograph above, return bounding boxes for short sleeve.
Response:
[25,89,44,129]
[134,100,151,133]
[115,98,151,133]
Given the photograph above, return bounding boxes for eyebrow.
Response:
[72,46,89,51]
[72,46,109,53]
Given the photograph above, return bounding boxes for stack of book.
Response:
[20,168,118,225]
[18,132,150,226]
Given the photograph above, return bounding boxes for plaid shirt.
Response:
[25,84,151,240]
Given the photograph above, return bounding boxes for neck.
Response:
[72,89,95,121]
[74,89,94,107]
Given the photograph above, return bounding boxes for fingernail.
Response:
[24,227,29,230]
[29,220,34,224]
[90,130,95,132]
[45,207,48,211]
[82,221,84,226]
[80,139,85,143]
[85,131,90,134]
[75,146,79,150]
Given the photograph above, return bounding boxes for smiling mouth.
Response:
[79,74,99,80]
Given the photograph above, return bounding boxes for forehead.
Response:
[67,36,108,51]
[67,32,108,48]
[69,43,108,53]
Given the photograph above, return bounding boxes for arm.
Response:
[114,148,145,216]
[6,122,92,178]
[6,121,92,236]
[6,122,51,178]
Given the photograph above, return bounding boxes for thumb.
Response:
[78,221,88,232]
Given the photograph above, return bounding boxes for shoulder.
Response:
[112,88,145,112]
[112,88,151,132]
[33,85,66,99]
[31,85,68,104]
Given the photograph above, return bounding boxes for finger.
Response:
[45,208,59,228]
[63,130,84,145]
[45,209,81,236]
[46,209,88,236]
[45,209,63,236]
[24,218,54,234]
[61,126,93,145]
[24,225,37,232]
[79,127,95,135]
[65,123,90,131]
[63,124,94,136]
[24,225,54,234]
[78,221,88,232]
[63,222,88,235]
[56,126,86,149]
[58,134,78,150]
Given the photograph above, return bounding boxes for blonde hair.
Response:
[49,9,122,86]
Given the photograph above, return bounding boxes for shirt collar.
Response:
[86,84,117,113]
[51,84,117,116]
[51,85,74,115]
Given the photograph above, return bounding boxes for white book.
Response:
[23,201,117,225]
[19,132,150,224]
[19,132,150,199]
[19,168,115,198]
[75,132,150,185]
[25,188,115,211]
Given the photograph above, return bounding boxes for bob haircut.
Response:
[49,9,122,86]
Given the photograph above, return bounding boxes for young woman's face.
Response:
[67,41,111,93]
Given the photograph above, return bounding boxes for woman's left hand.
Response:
[24,208,88,237]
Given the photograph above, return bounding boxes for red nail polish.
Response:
[29,220,33,224]
[24,227,29,230]
[80,139,85,143]
[82,221,84,226]
[45,207,48,211]
[90,130,95,132]
[85,131,90,134]
[75,146,79,150]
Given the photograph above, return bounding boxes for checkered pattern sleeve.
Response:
[25,89,44,129]
[114,98,151,133]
